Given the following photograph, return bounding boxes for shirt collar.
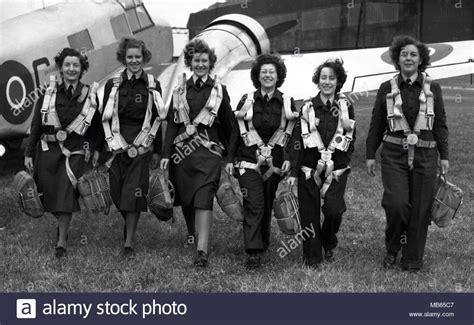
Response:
[187,75,213,88]
[397,72,422,87]
[192,74,208,84]
[125,69,145,81]
[313,92,335,109]
[255,88,283,104]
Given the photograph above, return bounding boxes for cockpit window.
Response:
[117,0,154,34]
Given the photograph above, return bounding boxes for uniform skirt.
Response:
[108,151,151,212]
[34,142,84,213]
[170,145,221,210]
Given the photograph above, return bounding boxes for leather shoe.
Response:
[122,246,134,258]
[55,246,67,258]
[193,250,208,267]
[246,253,261,269]
[382,254,396,269]
[325,249,335,262]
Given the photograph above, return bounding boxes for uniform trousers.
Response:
[297,170,349,265]
[381,142,437,269]
[236,167,283,253]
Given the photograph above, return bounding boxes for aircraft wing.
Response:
[220,40,473,108]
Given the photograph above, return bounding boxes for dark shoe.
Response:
[55,246,67,258]
[246,253,261,269]
[402,266,421,273]
[325,249,335,262]
[184,234,196,248]
[193,250,208,267]
[383,254,397,269]
[122,246,134,258]
[303,260,320,270]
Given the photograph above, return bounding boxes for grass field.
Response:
[0,75,472,293]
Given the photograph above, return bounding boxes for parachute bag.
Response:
[273,189,301,235]
[147,169,175,222]
[216,172,244,222]
[77,168,113,214]
[13,170,44,218]
[431,174,463,228]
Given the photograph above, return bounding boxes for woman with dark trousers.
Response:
[225,54,296,269]
[287,59,356,269]
[94,37,163,257]
[24,48,100,258]
[161,39,233,267]
[366,35,449,272]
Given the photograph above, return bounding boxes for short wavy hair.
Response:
[116,37,152,65]
[54,48,89,79]
[250,54,287,89]
[389,35,430,72]
[183,39,217,71]
[312,58,347,94]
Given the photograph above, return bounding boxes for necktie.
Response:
[130,75,136,83]
[326,100,331,109]
[68,85,74,98]
[263,94,269,103]
[196,78,203,89]
[406,78,412,86]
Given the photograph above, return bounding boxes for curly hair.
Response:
[116,37,152,65]
[250,54,287,89]
[312,58,347,94]
[389,35,430,72]
[183,39,217,71]
[54,48,89,79]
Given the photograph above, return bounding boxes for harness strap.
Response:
[300,165,349,198]
[66,83,99,136]
[41,75,61,129]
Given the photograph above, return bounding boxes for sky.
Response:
[0,0,222,27]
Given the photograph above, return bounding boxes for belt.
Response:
[104,145,150,169]
[383,134,436,149]
[383,134,436,170]
[300,165,349,198]
[235,160,283,181]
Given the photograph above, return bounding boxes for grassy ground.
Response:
[0,76,472,293]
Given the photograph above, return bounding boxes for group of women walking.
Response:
[24,35,449,273]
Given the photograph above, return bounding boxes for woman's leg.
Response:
[55,213,72,258]
[124,211,140,249]
[194,208,212,266]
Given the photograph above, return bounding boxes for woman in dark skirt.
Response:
[287,59,356,269]
[94,37,163,257]
[366,36,449,271]
[161,39,233,267]
[225,54,296,269]
[24,48,100,258]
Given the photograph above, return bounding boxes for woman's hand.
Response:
[440,160,449,175]
[24,156,33,174]
[224,163,234,175]
[150,154,160,170]
[286,176,296,186]
[92,150,100,168]
[366,159,376,177]
[281,160,291,173]
[84,150,91,163]
[160,158,170,170]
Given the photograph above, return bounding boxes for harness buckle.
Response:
[320,150,332,162]
[127,146,138,158]
[56,130,67,142]
[407,134,418,146]
[258,145,272,159]
[186,124,196,136]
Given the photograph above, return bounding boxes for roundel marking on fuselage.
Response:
[380,43,454,67]
[0,60,35,125]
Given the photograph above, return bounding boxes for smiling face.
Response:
[191,52,210,78]
[318,67,337,97]
[259,63,278,91]
[125,47,143,74]
[398,44,421,77]
[61,56,81,84]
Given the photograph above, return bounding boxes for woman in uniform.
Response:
[287,59,356,269]
[94,37,163,257]
[161,39,233,267]
[24,48,100,258]
[366,36,449,271]
[225,54,296,269]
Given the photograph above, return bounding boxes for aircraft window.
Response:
[126,6,153,34]
[67,29,94,53]
[126,8,141,33]
[136,6,152,28]
[111,14,132,40]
